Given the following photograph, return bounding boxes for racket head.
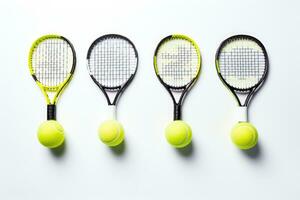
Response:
[86,34,138,95]
[154,35,201,92]
[28,34,76,95]
[215,35,268,94]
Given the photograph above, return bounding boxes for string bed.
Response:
[31,38,73,87]
[156,39,199,89]
[87,36,137,89]
[219,40,266,90]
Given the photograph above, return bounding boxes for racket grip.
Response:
[47,104,56,120]
[173,104,181,120]
[237,106,248,122]
[108,105,117,120]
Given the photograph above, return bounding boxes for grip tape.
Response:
[173,104,182,120]
[47,104,56,120]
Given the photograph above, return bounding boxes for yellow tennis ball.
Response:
[231,122,258,150]
[98,120,124,147]
[165,120,192,148]
[37,120,64,148]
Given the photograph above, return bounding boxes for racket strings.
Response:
[31,39,73,88]
[219,45,266,90]
[88,37,137,89]
[156,39,199,89]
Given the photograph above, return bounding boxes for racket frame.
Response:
[28,34,76,120]
[154,34,201,120]
[215,34,269,121]
[86,34,138,119]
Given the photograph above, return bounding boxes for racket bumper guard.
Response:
[47,104,56,120]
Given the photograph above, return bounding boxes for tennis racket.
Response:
[215,35,268,149]
[87,34,138,147]
[154,35,201,148]
[28,34,76,148]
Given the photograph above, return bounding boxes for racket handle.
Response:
[237,106,248,122]
[108,105,116,120]
[47,104,56,120]
[174,104,181,120]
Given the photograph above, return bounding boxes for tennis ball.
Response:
[231,122,258,150]
[165,120,192,148]
[37,120,64,148]
[98,120,124,147]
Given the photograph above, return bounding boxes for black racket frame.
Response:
[215,34,269,107]
[87,34,138,106]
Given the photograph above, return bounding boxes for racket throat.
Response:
[47,104,56,120]
[171,91,184,120]
[173,104,182,120]
[104,91,120,105]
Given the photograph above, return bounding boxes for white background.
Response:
[0,0,300,199]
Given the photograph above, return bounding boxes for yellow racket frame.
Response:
[153,34,201,120]
[28,34,75,105]
[153,34,201,80]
